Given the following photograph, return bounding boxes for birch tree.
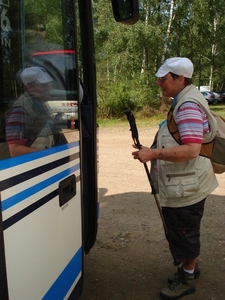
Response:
[161,0,175,63]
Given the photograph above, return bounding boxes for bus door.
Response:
[0,1,83,299]
[0,0,139,299]
[77,0,139,253]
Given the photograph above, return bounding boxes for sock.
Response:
[183,267,194,274]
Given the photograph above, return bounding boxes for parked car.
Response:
[216,91,225,102]
[201,91,217,104]
[212,92,223,103]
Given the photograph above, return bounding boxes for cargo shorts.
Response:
[162,199,206,261]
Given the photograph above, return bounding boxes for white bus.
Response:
[0,0,138,299]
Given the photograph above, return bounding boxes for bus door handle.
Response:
[59,174,76,207]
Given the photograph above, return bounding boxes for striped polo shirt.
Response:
[176,101,210,144]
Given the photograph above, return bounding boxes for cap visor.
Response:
[155,66,169,77]
[37,74,53,83]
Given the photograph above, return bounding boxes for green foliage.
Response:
[94,0,225,118]
[97,75,163,118]
[98,82,131,118]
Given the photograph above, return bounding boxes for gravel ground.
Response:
[80,125,225,300]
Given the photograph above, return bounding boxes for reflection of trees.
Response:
[24,0,76,48]
[24,0,63,45]
[1,1,23,99]
[1,0,77,101]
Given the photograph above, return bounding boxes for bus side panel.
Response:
[0,139,83,300]
[0,209,9,299]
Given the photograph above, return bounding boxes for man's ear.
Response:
[178,75,185,85]
[26,83,31,91]
[26,81,36,89]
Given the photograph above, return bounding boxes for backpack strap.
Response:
[167,105,215,159]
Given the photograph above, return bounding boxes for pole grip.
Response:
[124,109,141,149]
[124,110,168,235]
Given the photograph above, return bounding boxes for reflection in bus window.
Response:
[32,50,78,130]
[5,67,67,158]
[32,50,77,98]
[24,13,63,67]
[0,0,79,160]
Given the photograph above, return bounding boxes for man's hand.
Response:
[132,145,154,163]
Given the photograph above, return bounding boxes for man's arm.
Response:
[132,143,201,163]
[8,143,39,157]
[6,106,39,157]
[132,102,206,163]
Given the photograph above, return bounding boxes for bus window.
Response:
[24,13,63,67]
[0,0,80,159]
[31,50,79,129]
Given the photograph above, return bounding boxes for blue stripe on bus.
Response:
[2,163,80,211]
[3,189,58,230]
[0,141,79,171]
[42,246,82,300]
[3,175,81,230]
[0,152,79,192]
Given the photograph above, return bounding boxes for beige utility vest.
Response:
[156,85,218,207]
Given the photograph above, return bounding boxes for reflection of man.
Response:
[6,67,55,157]
[24,13,62,67]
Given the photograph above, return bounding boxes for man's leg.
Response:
[167,257,201,284]
[183,258,197,272]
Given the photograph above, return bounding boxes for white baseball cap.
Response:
[155,57,194,78]
[20,67,53,86]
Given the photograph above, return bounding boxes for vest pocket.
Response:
[165,172,199,198]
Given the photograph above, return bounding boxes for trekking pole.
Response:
[124,109,168,235]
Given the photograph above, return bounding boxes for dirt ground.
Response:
[80,125,225,300]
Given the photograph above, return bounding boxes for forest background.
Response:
[92,0,225,119]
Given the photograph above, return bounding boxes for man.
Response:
[24,13,63,67]
[132,57,218,299]
[6,66,55,157]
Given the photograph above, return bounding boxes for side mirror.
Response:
[111,0,139,25]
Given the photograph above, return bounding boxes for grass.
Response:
[98,114,166,128]
[210,103,225,118]
[98,103,225,127]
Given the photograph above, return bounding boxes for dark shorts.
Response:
[162,199,206,261]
